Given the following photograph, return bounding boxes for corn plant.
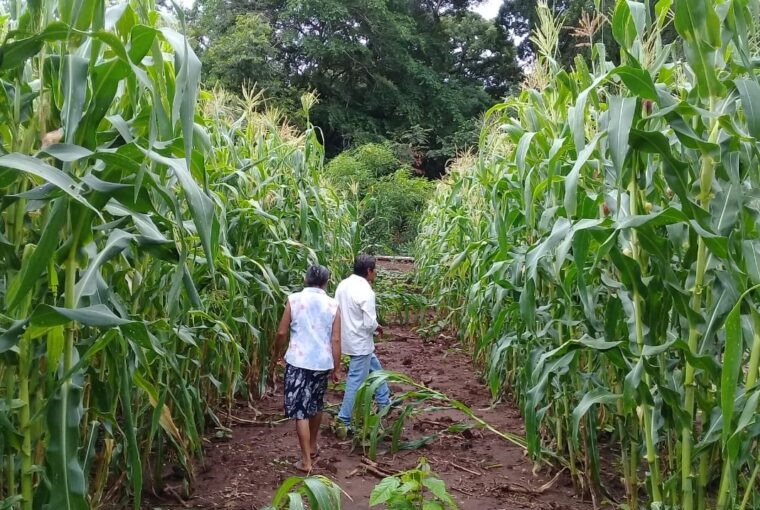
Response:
[0,0,207,506]
[263,475,343,510]
[354,371,527,462]
[370,458,458,510]
[202,87,360,396]
[0,2,357,508]
[374,269,426,325]
[417,0,760,507]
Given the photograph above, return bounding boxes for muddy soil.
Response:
[373,258,414,273]
[146,264,609,510]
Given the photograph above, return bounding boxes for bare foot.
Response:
[294,460,312,473]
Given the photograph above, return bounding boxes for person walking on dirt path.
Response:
[336,254,392,432]
[275,265,342,473]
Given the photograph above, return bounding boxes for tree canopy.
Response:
[496,0,676,67]
[497,0,597,66]
[189,0,521,173]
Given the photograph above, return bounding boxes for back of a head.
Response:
[305,265,330,288]
[353,254,376,278]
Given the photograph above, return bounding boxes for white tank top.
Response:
[284,287,338,371]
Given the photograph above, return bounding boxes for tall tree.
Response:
[200,14,286,98]
[188,0,521,171]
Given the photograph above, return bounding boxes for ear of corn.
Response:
[417,0,760,507]
[0,3,357,508]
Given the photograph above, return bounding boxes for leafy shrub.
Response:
[324,150,374,195]
[326,144,430,254]
[362,170,433,254]
[354,143,401,178]
[325,142,401,194]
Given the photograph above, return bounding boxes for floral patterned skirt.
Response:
[284,363,330,420]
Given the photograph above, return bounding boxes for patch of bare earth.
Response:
[145,262,607,509]
[374,257,414,273]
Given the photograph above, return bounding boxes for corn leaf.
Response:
[0,154,96,212]
[6,198,67,312]
[721,298,744,446]
[735,78,760,139]
[45,375,87,510]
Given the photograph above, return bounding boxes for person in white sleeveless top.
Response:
[275,265,341,473]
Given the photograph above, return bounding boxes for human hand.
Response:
[332,369,341,384]
[375,324,384,337]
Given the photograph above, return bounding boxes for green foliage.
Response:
[354,144,401,179]
[264,475,343,510]
[201,14,282,96]
[189,0,521,169]
[363,170,434,255]
[354,371,526,462]
[369,458,457,510]
[325,144,431,254]
[442,11,517,99]
[324,151,374,195]
[0,2,356,506]
[374,269,427,326]
[325,143,400,194]
[417,1,760,508]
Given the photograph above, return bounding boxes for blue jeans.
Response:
[338,353,391,426]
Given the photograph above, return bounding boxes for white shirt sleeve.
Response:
[358,292,378,333]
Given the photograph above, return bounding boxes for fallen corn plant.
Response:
[353,370,530,462]
[375,269,427,326]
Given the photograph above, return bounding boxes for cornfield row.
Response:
[0,1,357,508]
[417,0,760,508]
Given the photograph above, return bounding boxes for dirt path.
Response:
[147,263,599,509]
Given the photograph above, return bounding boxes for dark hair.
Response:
[305,265,330,288]
[353,254,376,277]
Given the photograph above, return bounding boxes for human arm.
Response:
[274,300,292,361]
[358,291,380,336]
[331,309,342,383]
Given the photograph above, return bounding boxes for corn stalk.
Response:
[416,0,760,506]
[0,3,357,509]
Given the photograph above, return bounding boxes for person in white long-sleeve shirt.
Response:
[336,255,391,429]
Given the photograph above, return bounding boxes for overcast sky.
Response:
[472,0,501,19]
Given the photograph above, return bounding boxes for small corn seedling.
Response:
[264,475,344,510]
[369,457,458,510]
